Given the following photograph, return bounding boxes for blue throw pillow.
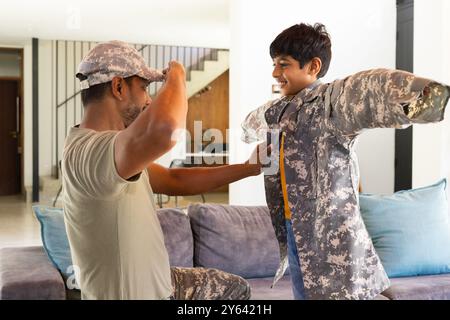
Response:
[359,179,450,278]
[32,205,73,278]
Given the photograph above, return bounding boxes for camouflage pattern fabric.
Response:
[77,40,165,89]
[170,267,251,300]
[241,96,293,144]
[242,68,450,300]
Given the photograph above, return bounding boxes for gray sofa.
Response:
[1,203,450,300]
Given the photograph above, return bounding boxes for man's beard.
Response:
[121,106,142,128]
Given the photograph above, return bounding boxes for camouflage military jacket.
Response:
[241,69,450,300]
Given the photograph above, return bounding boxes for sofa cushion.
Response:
[381,274,450,300]
[247,276,294,300]
[157,208,193,267]
[247,276,389,300]
[33,205,193,270]
[360,179,450,277]
[0,246,66,300]
[188,204,281,278]
[32,205,73,278]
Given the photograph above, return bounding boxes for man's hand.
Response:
[163,61,186,80]
[245,143,272,176]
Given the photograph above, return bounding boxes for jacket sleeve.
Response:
[324,68,450,136]
[241,99,278,144]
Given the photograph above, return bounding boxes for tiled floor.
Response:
[0,192,228,249]
[0,195,42,249]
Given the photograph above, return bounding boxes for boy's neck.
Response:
[291,79,322,97]
[305,79,321,90]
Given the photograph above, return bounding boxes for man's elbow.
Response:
[149,119,183,152]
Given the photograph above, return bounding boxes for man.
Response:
[62,40,264,300]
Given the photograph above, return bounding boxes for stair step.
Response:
[186,50,229,98]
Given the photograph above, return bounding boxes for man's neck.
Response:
[79,100,125,131]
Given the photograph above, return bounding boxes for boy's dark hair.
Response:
[270,23,332,78]
[78,76,134,106]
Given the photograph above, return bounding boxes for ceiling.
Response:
[0,0,230,48]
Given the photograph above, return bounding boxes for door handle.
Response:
[9,131,18,139]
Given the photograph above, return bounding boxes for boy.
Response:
[241,23,450,300]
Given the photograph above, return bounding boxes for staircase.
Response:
[186,50,229,98]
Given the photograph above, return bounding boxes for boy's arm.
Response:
[325,68,450,136]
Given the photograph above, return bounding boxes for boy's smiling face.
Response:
[272,55,318,96]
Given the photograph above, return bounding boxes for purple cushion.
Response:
[382,274,450,300]
[0,246,66,300]
[157,208,193,268]
[247,276,294,300]
[247,276,389,300]
[188,204,281,278]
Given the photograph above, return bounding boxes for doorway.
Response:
[0,48,23,196]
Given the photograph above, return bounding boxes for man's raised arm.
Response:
[115,61,188,180]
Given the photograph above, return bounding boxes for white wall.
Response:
[229,0,397,205]
[413,0,450,198]
[0,0,229,49]
[445,0,450,203]
[23,42,32,190]
[39,40,54,177]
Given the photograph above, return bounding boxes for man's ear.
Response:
[309,57,322,78]
[111,77,125,101]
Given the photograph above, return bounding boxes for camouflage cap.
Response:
[76,40,165,89]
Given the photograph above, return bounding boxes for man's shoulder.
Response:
[65,127,94,146]
[64,127,118,151]
[62,128,130,198]
[63,128,119,171]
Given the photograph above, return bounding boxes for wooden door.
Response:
[0,79,20,195]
